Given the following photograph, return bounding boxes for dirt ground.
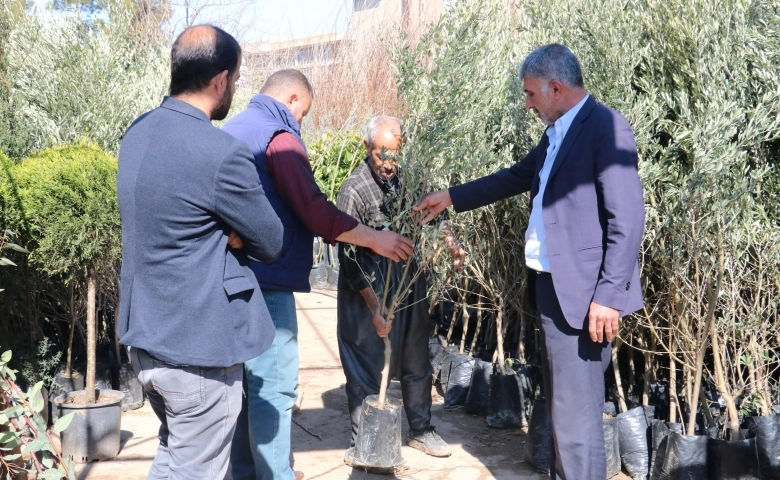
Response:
[68,291,631,480]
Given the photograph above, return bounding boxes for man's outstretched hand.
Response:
[588,302,620,343]
[371,229,414,262]
[413,190,453,225]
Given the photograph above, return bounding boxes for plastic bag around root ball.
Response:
[524,400,552,474]
[618,406,651,480]
[650,421,683,476]
[604,417,621,479]
[352,394,405,470]
[744,415,780,478]
[486,371,523,428]
[707,437,760,480]
[428,337,446,382]
[650,430,707,480]
[464,359,492,415]
[443,353,475,407]
[439,346,460,390]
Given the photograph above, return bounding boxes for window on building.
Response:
[354,0,381,12]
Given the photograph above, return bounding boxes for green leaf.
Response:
[0,431,21,448]
[1,350,10,363]
[39,470,66,480]
[3,243,29,253]
[22,437,47,453]
[53,412,75,433]
[3,453,21,461]
[42,456,54,468]
[0,258,17,266]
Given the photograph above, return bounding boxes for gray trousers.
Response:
[129,347,243,480]
[536,272,612,480]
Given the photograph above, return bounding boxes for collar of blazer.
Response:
[160,96,211,122]
[546,95,598,183]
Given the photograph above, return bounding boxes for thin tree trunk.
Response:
[495,300,506,375]
[469,302,483,355]
[86,268,97,404]
[377,336,392,405]
[458,283,470,354]
[710,318,741,439]
[699,387,715,429]
[627,337,636,399]
[669,334,679,423]
[65,282,76,378]
[517,303,527,364]
[612,337,628,413]
[642,333,655,406]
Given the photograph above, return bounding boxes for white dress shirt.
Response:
[525,94,590,272]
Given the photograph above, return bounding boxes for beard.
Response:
[211,86,234,121]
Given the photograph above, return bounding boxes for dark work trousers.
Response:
[536,272,612,480]
[336,275,433,446]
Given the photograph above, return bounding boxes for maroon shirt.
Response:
[265,132,358,244]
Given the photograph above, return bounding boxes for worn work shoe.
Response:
[407,426,452,457]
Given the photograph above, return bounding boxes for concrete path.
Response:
[70,291,626,480]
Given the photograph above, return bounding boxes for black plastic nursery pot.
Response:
[707,436,760,480]
[486,371,523,429]
[53,389,124,463]
[617,406,651,479]
[443,353,474,407]
[744,415,780,478]
[604,416,621,479]
[351,394,405,471]
[464,359,492,415]
[428,337,446,381]
[650,430,707,480]
[118,363,144,411]
[524,399,552,474]
[439,345,459,389]
[650,421,683,474]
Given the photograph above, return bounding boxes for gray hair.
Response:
[364,116,404,147]
[519,44,584,89]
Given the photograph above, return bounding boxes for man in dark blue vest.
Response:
[223,69,414,480]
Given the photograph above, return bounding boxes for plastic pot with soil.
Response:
[707,436,760,480]
[617,405,651,479]
[53,389,124,463]
[744,414,780,477]
[650,430,708,480]
[604,416,621,479]
[524,399,553,474]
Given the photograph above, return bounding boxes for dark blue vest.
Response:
[223,94,314,292]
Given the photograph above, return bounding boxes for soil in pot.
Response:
[54,389,124,463]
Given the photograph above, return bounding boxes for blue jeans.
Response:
[231,290,298,480]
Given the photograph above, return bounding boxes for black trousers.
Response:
[336,276,433,445]
[536,272,612,480]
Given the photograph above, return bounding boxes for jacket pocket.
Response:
[224,250,255,296]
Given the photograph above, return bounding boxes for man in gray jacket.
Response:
[117,25,283,480]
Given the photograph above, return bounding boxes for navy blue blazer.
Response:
[116,97,283,367]
[450,96,644,329]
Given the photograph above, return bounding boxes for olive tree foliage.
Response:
[389,0,780,430]
[0,2,169,159]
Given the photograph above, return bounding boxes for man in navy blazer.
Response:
[415,44,645,479]
[117,25,283,480]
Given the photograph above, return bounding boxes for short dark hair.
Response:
[260,69,314,98]
[520,43,584,88]
[169,25,242,96]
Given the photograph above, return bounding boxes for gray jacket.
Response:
[116,97,283,367]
